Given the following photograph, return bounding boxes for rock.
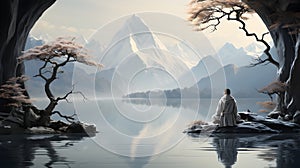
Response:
[238,112,300,132]
[49,120,69,131]
[185,121,280,134]
[268,111,281,119]
[66,122,97,134]
[25,126,57,134]
[214,122,279,134]
[0,118,97,135]
[183,124,203,134]
[66,122,85,133]
[238,111,257,121]
[293,111,300,124]
[284,114,292,121]
[254,118,300,133]
[83,123,97,134]
[0,121,24,134]
[185,112,300,135]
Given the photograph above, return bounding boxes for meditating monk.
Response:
[213,89,238,127]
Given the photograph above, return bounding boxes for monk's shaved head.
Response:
[224,88,231,95]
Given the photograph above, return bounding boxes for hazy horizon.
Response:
[30,0,272,50]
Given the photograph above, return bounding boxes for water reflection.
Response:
[213,136,238,168]
[0,134,86,168]
[207,134,300,168]
[123,98,182,108]
[122,156,152,168]
[124,98,270,116]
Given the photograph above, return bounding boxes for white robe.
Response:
[213,95,238,127]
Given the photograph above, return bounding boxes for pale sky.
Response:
[31,0,272,50]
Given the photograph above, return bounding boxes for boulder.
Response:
[49,120,69,131]
[25,126,57,134]
[66,122,97,134]
[0,120,24,134]
[267,111,281,119]
[185,122,278,134]
[293,111,300,124]
[214,122,279,134]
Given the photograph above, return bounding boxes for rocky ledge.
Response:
[0,120,97,136]
[184,111,300,135]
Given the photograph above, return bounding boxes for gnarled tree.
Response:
[188,0,300,122]
[18,37,103,126]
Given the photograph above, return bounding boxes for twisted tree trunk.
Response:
[243,0,300,121]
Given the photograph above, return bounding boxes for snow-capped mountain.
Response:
[25,35,44,50]
[243,42,265,57]
[216,42,253,67]
[127,62,278,99]
[75,35,88,45]
[88,14,192,94]
[98,15,168,68]
[126,40,279,99]
[34,33,53,43]
[167,41,201,69]
[177,42,257,88]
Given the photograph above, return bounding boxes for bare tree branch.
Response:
[233,15,280,68]
[35,60,48,81]
[56,85,88,103]
[51,111,76,123]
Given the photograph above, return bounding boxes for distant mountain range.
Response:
[178,55,222,87]
[196,63,277,97]
[126,63,277,98]
[217,42,253,67]
[24,14,278,99]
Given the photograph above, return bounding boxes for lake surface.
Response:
[1,98,300,168]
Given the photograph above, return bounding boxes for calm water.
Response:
[1,98,299,168]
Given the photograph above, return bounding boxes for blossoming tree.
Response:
[18,37,102,126]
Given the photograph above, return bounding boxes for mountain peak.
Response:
[102,14,168,69]
[129,14,140,21]
[216,42,251,67]
[109,14,151,45]
[219,42,237,52]
[123,14,150,32]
